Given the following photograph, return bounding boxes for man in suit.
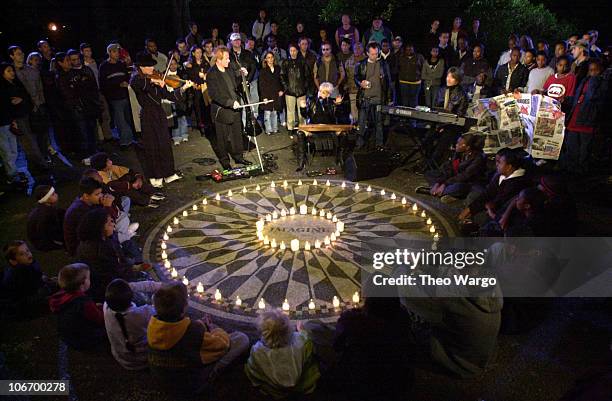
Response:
[206,46,251,170]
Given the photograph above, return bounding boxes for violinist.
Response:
[185,45,208,135]
[206,46,252,170]
[129,52,193,188]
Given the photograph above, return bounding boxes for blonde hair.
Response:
[213,45,229,60]
[58,263,90,292]
[318,81,334,97]
[258,308,291,348]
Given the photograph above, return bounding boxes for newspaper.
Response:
[467,94,565,160]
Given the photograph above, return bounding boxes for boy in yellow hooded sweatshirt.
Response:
[147,282,249,396]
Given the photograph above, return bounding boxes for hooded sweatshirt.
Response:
[245,331,320,398]
[49,290,105,349]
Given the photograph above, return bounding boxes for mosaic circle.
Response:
[143,179,457,324]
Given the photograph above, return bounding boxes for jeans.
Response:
[73,111,98,155]
[172,116,189,143]
[562,130,594,175]
[424,171,474,199]
[30,105,50,154]
[264,110,278,133]
[109,98,135,146]
[399,82,421,108]
[285,95,306,130]
[424,85,440,108]
[349,93,358,123]
[97,94,114,141]
[15,117,46,168]
[358,98,383,146]
[115,196,132,244]
[0,125,19,177]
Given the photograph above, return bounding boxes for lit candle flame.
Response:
[332,296,340,308]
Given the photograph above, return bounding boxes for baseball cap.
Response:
[230,33,242,41]
[107,43,121,54]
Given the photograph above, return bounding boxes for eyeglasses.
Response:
[322,48,331,51]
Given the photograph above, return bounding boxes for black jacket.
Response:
[469,170,531,214]
[0,77,33,124]
[258,66,283,112]
[438,151,487,186]
[354,58,393,105]
[229,48,257,85]
[436,84,469,116]
[493,63,529,94]
[207,65,241,125]
[299,97,340,124]
[280,57,309,97]
[56,67,101,116]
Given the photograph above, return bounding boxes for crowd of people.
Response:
[0,9,610,400]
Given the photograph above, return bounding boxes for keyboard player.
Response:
[428,67,469,166]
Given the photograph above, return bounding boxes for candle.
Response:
[412,203,418,212]
[324,236,330,246]
[314,240,321,249]
[280,241,286,250]
[290,239,300,252]
[171,268,178,278]
[421,210,426,218]
[308,299,316,310]
[319,209,325,217]
[341,181,346,188]
[433,232,440,241]
[270,181,276,188]
[311,207,317,216]
[258,298,266,309]
[401,197,407,205]
[391,193,396,200]
[330,232,337,241]
[182,210,188,217]
[352,291,360,303]
[355,183,360,190]
[282,299,290,311]
[227,189,233,197]
[166,226,172,233]
[215,193,221,201]
[332,296,340,308]
[161,242,167,250]
[334,230,340,237]
[214,289,222,301]
[280,209,287,217]
[304,241,311,251]
[283,180,288,188]
[298,179,302,185]
[164,260,171,269]
[161,251,168,260]
[242,186,247,193]
[336,221,345,232]
[326,212,332,220]
[265,214,272,222]
[263,236,270,245]
[270,238,277,248]
[256,219,265,232]
[380,189,386,196]
[272,211,278,219]
[197,282,204,293]
[312,179,318,185]
[173,217,179,225]
[300,204,307,215]
[235,296,242,306]
[256,184,261,190]
[325,180,330,186]
[163,233,169,241]
[192,204,197,211]
[332,215,338,223]
[426,218,432,225]
[182,277,189,286]
[202,198,208,205]
[367,185,372,192]
[257,232,264,240]
[289,207,296,215]
[429,225,436,233]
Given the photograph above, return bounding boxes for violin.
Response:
[148,71,192,89]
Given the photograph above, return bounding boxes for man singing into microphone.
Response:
[206,46,252,170]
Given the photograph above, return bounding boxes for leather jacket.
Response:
[437,84,469,116]
[280,57,309,97]
[354,58,393,106]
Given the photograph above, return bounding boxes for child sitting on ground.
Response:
[245,308,320,399]
[147,282,249,396]
[49,263,106,350]
[27,185,66,251]
[2,240,57,318]
[104,279,162,370]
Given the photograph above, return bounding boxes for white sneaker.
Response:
[174,141,180,146]
[164,174,182,184]
[182,137,189,142]
[150,178,163,188]
[128,222,139,235]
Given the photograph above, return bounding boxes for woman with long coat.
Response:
[258,51,284,135]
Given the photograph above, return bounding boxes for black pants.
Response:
[213,121,243,169]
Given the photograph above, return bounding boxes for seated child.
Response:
[245,308,320,399]
[147,282,249,396]
[2,240,57,318]
[49,263,106,350]
[27,185,65,251]
[499,187,554,236]
[104,279,162,370]
[89,152,162,207]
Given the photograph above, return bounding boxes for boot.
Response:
[295,132,306,172]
